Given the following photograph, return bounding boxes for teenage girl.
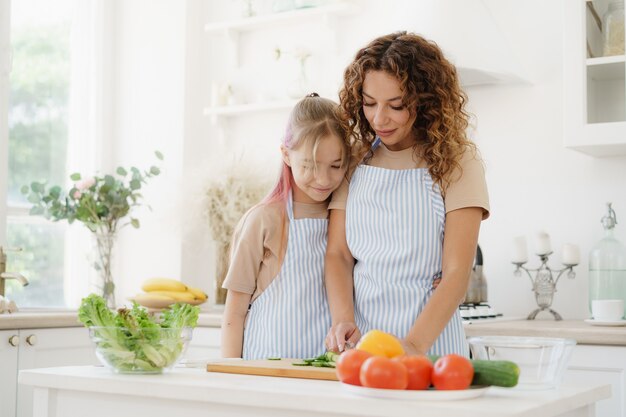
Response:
[221,93,351,359]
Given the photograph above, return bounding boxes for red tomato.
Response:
[393,355,433,390]
[359,356,409,390]
[431,354,474,390]
[336,349,372,386]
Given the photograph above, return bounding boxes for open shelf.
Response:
[203,100,298,117]
[587,55,626,80]
[204,3,357,34]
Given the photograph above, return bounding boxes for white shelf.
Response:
[204,3,357,34]
[587,55,626,80]
[203,100,298,117]
[587,55,626,66]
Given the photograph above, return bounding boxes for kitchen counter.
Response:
[5,310,625,347]
[0,310,222,330]
[19,366,609,417]
[464,319,626,346]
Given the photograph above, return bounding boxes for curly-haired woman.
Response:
[324,32,490,357]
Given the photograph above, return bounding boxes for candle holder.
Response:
[513,252,577,320]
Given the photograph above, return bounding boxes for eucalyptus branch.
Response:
[21,150,164,235]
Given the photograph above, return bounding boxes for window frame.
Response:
[0,0,10,244]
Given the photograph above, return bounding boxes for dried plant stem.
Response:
[215,243,231,304]
[204,169,271,304]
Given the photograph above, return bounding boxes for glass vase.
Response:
[93,229,116,308]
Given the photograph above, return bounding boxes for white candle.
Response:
[512,236,528,264]
[562,243,580,265]
[535,231,552,255]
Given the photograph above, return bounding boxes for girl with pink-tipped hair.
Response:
[221,93,351,359]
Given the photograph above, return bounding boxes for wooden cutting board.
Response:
[206,359,339,381]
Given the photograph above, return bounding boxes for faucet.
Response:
[1,272,29,286]
[0,247,29,297]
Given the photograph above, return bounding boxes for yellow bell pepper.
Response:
[356,330,405,358]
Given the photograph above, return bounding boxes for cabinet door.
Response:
[184,327,222,361]
[16,327,98,417]
[565,345,626,417]
[563,0,626,156]
[0,330,19,417]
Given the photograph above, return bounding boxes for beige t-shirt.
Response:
[329,142,490,219]
[222,199,330,302]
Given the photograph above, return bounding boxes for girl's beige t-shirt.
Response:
[329,142,490,219]
[222,199,329,302]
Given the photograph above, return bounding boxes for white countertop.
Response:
[0,310,222,330]
[465,319,626,346]
[4,310,626,347]
[18,366,609,417]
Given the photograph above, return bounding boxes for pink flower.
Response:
[73,190,82,199]
[75,177,96,190]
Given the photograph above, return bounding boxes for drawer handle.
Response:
[8,335,19,347]
[26,334,37,346]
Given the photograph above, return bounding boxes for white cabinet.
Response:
[184,326,221,361]
[2,327,98,417]
[0,330,20,417]
[564,0,626,156]
[565,344,626,417]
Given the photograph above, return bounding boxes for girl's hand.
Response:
[325,322,361,353]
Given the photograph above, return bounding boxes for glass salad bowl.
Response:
[89,326,193,374]
[468,336,576,390]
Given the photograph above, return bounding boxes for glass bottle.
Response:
[588,203,626,319]
[603,1,625,56]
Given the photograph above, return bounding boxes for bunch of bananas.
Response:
[133,278,208,308]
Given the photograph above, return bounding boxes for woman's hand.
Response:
[400,337,426,356]
[432,276,442,289]
[325,322,361,353]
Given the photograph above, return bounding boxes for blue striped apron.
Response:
[242,195,331,360]
[346,140,469,356]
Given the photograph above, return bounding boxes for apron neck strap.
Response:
[361,137,382,164]
[286,190,295,220]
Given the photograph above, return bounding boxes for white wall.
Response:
[471,0,626,319]
[110,0,626,319]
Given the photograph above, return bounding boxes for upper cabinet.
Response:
[564,0,626,157]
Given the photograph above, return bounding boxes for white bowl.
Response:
[467,336,576,390]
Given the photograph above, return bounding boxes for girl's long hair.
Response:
[259,94,350,259]
[339,31,476,193]
[261,94,350,208]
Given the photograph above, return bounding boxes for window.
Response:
[4,0,73,307]
[2,0,104,308]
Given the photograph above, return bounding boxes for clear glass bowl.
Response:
[89,326,193,374]
[467,336,576,390]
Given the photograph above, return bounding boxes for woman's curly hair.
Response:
[339,31,476,193]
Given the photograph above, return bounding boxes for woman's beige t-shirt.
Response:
[222,199,330,302]
[329,142,490,218]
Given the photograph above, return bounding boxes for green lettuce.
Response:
[78,294,199,373]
